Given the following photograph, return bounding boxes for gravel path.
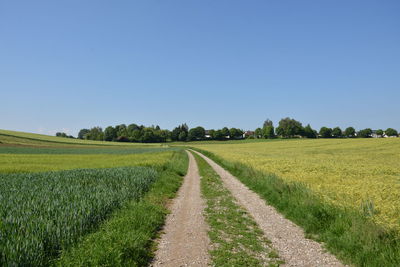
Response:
[192,150,345,267]
[151,151,210,267]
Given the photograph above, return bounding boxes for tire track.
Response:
[151,151,210,266]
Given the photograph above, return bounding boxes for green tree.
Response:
[171,127,180,141]
[344,127,356,138]
[208,129,215,139]
[276,117,303,138]
[78,129,90,139]
[263,119,273,128]
[178,131,187,141]
[358,128,372,138]
[221,127,230,138]
[86,127,104,141]
[130,129,142,142]
[319,127,333,138]
[141,128,156,143]
[229,128,238,139]
[104,126,117,141]
[159,129,170,142]
[332,127,343,138]
[188,126,206,141]
[213,130,225,140]
[56,132,67,138]
[376,129,384,137]
[254,128,262,138]
[229,128,244,139]
[385,128,398,137]
[127,124,140,137]
[237,129,244,138]
[115,124,128,138]
[303,124,317,138]
[262,126,275,139]
[171,124,189,141]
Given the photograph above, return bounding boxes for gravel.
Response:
[151,151,210,266]
[192,150,345,267]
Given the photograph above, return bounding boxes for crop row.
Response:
[0,167,157,266]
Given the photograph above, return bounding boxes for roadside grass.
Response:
[193,152,283,267]
[192,148,400,267]
[56,150,188,266]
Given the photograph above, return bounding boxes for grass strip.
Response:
[193,152,282,267]
[56,150,188,266]
[191,148,400,267]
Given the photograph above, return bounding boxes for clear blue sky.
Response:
[1,1,399,136]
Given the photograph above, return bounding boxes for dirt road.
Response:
[192,150,344,267]
[151,151,210,266]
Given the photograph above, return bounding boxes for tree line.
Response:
[55,118,398,142]
[69,123,244,143]
[76,124,170,143]
[253,117,399,139]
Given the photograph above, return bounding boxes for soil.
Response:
[151,151,210,266]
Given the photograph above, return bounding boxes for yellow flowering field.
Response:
[192,138,400,230]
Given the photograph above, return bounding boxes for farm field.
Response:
[1,167,157,265]
[0,129,175,173]
[191,138,400,231]
[2,130,399,266]
[0,151,175,173]
[0,131,187,266]
[0,129,160,147]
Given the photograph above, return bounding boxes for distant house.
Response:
[205,130,212,139]
[243,130,255,139]
[370,130,398,138]
[371,130,382,138]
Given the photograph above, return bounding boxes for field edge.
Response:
[189,147,400,267]
[55,150,189,266]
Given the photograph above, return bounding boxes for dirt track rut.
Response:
[151,151,210,266]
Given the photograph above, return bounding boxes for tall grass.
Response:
[0,167,157,266]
